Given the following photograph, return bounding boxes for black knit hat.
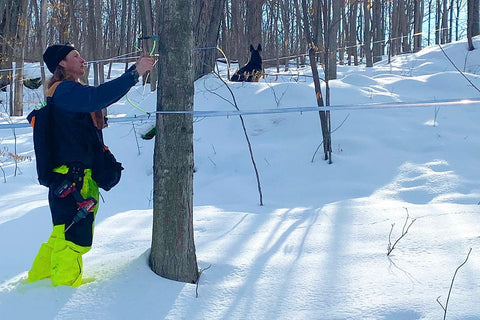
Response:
[43,43,76,74]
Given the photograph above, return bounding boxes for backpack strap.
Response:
[47,81,61,98]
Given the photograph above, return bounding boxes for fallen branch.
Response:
[437,248,473,320]
[387,208,416,256]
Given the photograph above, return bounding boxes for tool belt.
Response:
[53,163,97,232]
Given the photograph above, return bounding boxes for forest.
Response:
[0,0,479,116]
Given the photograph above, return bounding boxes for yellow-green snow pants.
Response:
[28,166,99,287]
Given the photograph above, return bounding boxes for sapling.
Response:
[211,69,264,206]
[437,248,472,320]
[387,208,416,256]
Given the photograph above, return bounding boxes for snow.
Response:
[1,37,480,320]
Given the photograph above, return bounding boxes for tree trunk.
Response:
[86,0,98,85]
[372,0,384,62]
[139,0,157,90]
[151,0,198,284]
[40,0,48,98]
[413,0,424,52]
[435,0,441,44]
[364,0,373,67]
[12,0,28,116]
[280,0,291,71]
[327,0,340,79]
[95,0,104,84]
[441,0,448,44]
[193,0,226,80]
[347,0,358,65]
[246,0,266,48]
[230,0,245,64]
[301,0,332,163]
[467,0,479,50]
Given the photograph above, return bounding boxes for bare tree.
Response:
[413,0,424,52]
[150,0,198,283]
[372,0,384,62]
[347,0,359,66]
[139,0,157,89]
[467,0,479,50]
[364,0,373,67]
[193,0,226,80]
[246,0,266,48]
[301,0,332,163]
[441,0,448,44]
[11,0,28,116]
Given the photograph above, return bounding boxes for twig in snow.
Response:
[387,208,416,256]
[437,248,472,320]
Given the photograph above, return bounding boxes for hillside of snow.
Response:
[1,37,480,320]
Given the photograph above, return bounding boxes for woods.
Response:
[0,1,476,98]
[0,1,476,93]
[0,0,478,284]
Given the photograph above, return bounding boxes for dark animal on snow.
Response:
[230,44,263,82]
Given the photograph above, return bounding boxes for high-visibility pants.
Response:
[28,167,99,287]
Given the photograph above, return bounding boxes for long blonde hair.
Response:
[47,65,79,88]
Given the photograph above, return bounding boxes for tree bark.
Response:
[301,0,332,163]
[139,0,157,89]
[347,0,358,65]
[413,0,424,52]
[467,0,479,50]
[151,0,198,284]
[364,0,373,67]
[246,0,266,48]
[327,0,340,79]
[11,0,28,116]
[372,0,385,62]
[193,0,226,80]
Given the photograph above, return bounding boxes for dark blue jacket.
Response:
[50,68,138,168]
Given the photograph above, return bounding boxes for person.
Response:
[27,43,154,287]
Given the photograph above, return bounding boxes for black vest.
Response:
[50,101,103,169]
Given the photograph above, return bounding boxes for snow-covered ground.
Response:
[1,37,480,320]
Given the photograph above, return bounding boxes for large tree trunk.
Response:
[150,0,198,284]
